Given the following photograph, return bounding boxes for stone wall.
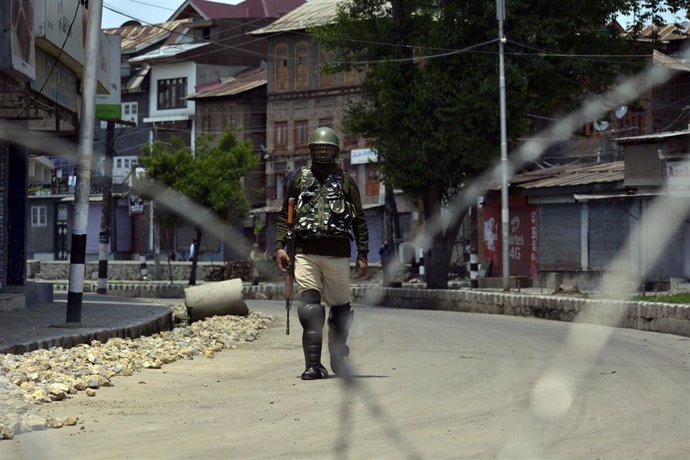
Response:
[28,260,219,281]
[27,260,381,283]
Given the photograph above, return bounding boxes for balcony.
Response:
[28,178,130,197]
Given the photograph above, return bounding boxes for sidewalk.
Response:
[0,292,175,355]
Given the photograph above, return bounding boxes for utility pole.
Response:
[497,0,510,291]
[97,120,114,294]
[66,0,103,323]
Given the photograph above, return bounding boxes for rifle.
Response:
[284,197,296,335]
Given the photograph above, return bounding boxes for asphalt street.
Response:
[1,300,688,460]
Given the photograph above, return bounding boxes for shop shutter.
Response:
[537,203,581,270]
[589,202,630,270]
[644,198,686,280]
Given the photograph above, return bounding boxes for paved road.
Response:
[2,300,688,459]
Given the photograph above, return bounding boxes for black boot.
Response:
[328,303,353,376]
[298,290,328,380]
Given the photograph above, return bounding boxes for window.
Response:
[344,135,359,150]
[274,121,288,150]
[344,68,359,86]
[275,44,289,92]
[157,78,187,110]
[319,49,334,88]
[31,206,47,227]
[116,158,122,169]
[294,120,309,148]
[365,164,380,196]
[122,102,138,125]
[318,117,334,129]
[295,42,309,90]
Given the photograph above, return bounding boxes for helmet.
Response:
[308,127,340,164]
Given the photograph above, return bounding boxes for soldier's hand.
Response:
[276,249,290,271]
[356,257,368,278]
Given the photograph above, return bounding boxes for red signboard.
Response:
[481,204,537,277]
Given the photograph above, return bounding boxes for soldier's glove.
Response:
[276,248,290,272]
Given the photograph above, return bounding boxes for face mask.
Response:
[310,144,338,164]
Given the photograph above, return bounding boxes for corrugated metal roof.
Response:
[175,0,306,19]
[637,21,690,42]
[250,0,341,34]
[125,64,150,92]
[186,68,267,99]
[509,161,624,190]
[652,50,690,72]
[105,19,193,54]
[615,129,690,143]
[129,43,209,63]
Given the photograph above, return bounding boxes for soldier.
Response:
[275,127,369,380]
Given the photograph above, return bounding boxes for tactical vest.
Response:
[295,167,353,238]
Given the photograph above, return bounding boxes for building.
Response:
[97,0,305,262]
[481,129,690,291]
[0,0,119,308]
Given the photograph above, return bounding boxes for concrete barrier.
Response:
[185,278,248,322]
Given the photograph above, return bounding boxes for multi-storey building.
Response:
[100,0,305,261]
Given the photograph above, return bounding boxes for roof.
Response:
[652,50,690,72]
[170,0,306,20]
[637,21,690,42]
[186,67,267,99]
[250,0,340,34]
[615,129,690,143]
[104,19,193,54]
[125,64,150,92]
[501,161,625,190]
[128,43,209,63]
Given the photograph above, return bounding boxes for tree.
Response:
[137,128,258,285]
[314,0,684,288]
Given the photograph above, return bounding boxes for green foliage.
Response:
[632,293,690,304]
[313,0,680,203]
[137,128,258,227]
[312,0,682,288]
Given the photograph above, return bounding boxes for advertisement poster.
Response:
[481,204,537,277]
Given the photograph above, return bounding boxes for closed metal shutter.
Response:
[589,202,629,270]
[644,198,686,280]
[537,203,581,270]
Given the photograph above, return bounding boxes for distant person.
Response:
[189,239,197,261]
[379,239,395,287]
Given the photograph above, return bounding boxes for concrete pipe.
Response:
[184,278,248,322]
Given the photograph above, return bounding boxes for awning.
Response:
[143,114,192,123]
[59,196,104,202]
[573,192,662,201]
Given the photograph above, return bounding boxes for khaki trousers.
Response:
[294,253,351,306]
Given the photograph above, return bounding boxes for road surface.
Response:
[1,300,688,459]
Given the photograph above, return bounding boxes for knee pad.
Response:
[299,289,321,305]
[328,303,353,330]
[298,303,325,330]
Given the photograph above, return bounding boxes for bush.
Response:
[206,260,253,282]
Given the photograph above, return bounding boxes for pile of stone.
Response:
[0,307,274,440]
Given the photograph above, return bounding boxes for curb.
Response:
[0,310,174,355]
[46,281,690,338]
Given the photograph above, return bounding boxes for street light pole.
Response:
[66,0,103,323]
[497,0,510,291]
